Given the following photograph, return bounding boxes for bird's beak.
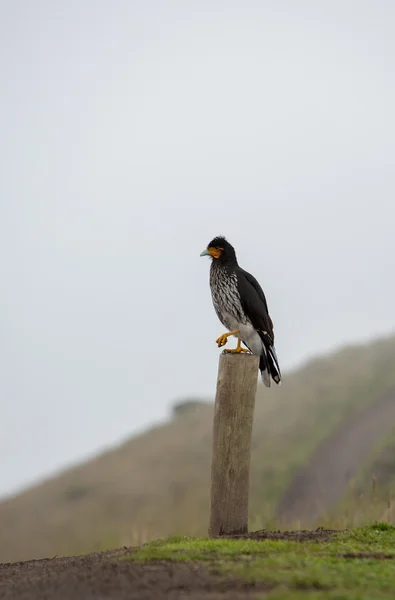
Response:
[200,248,211,257]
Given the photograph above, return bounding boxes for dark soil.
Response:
[341,552,395,560]
[222,527,339,542]
[0,546,271,600]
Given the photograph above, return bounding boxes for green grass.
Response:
[127,525,395,599]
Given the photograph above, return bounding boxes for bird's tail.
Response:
[259,345,282,387]
[259,351,271,387]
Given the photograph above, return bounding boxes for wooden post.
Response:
[209,352,259,537]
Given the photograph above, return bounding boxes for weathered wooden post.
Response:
[209,352,260,536]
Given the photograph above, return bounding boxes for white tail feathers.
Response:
[260,344,281,387]
[261,367,271,387]
[267,345,282,385]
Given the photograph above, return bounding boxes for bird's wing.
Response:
[236,267,274,344]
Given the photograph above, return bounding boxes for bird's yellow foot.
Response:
[223,339,250,354]
[223,346,249,354]
[215,330,240,348]
[216,334,229,348]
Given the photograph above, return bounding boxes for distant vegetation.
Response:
[0,333,394,562]
[328,423,395,528]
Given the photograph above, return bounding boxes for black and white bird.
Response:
[200,236,281,387]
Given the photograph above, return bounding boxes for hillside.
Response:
[276,390,395,525]
[327,422,395,527]
[1,334,395,563]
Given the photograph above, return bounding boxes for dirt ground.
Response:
[0,530,333,600]
[223,527,337,542]
[278,388,395,524]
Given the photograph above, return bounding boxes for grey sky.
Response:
[1,0,394,496]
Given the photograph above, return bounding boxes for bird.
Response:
[200,236,281,387]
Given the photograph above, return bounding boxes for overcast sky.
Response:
[1,0,394,497]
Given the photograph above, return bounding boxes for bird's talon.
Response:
[223,347,250,354]
[215,334,229,348]
[215,330,240,348]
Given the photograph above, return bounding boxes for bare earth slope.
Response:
[0,549,261,600]
[277,387,395,525]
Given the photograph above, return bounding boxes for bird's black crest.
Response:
[207,235,228,248]
[207,236,237,263]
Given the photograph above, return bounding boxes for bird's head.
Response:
[200,236,237,263]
